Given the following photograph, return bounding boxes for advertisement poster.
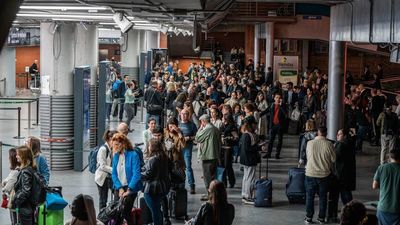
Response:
[273,56,299,85]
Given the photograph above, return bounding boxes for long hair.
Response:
[340,200,366,225]
[8,148,19,170]
[27,136,41,156]
[147,138,168,160]
[111,133,133,153]
[71,194,97,225]
[16,146,36,170]
[102,128,118,142]
[208,180,228,225]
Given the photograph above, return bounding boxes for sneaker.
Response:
[242,198,255,205]
[304,218,315,224]
[200,194,208,201]
[316,218,325,224]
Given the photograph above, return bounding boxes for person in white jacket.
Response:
[1,148,19,225]
[95,129,117,210]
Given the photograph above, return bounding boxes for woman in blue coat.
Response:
[111,133,143,225]
[26,136,50,185]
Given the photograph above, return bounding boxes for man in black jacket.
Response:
[144,80,164,128]
[265,92,286,159]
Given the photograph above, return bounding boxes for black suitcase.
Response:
[254,153,273,207]
[169,188,188,220]
[286,167,306,204]
[139,196,153,224]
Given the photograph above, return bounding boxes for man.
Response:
[29,59,39,75]
[304,126,336,224]
[116,75,129,122]
[195,114,221,201]
[370,89,386,145]
[283,82,298,111]
[265,66,273,86]
[142,118,157,151]
[178,109,198,194]
[144,80,164,128]
[226,76,242,96]
[376,103,398,165]
[373,150,400,225]
[265,93,286,159]
[117,122,129,136]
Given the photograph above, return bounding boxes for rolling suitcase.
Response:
[254,153,272,207]
[286,167,306,204]
[169,188,188,220]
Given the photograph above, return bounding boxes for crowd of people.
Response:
[1,55,399,225]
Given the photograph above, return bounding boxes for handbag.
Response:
[1,195,8,208]
[146,89,162,112]
[46,192,68,210]
[216,166,225,182]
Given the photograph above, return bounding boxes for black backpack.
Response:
[29,167,47,206]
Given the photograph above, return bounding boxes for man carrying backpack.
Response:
[376,103,398,165]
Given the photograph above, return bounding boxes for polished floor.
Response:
[0,92,380,225]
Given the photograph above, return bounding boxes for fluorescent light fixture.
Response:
[20,5,108,10]
[113,12,133,33]
[17,13,113,20]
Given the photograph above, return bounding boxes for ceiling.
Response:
[14,0,348,33]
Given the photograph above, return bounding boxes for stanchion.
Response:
[13,107,24,139]
[25,102,33,129]
[140,99,145,124]
[33,98,39,126]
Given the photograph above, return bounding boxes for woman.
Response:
[327,129,356,223]
[2,148,20,225]
[65,194,104,225]
[255,92,268,139]
[239,122,259,205]
[210,107,223,130]
[302,88,317,120]
[220,114,238,188]
[187,180,235,225]
[111,133,143,225]
[165,83,178,118]
[340,200,368,225]
[13,146,36,225]
[26,137,50,185]
[141,139,171,225]
[164,117,186,187]
[95,129,118,210]
[298,119,317,166]
[105,81,113,122]
[124,82,136,129]
[184,101,199,126]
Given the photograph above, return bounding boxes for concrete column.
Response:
[265,22,274,78]
[327,41,345,140]
[146,31,159,50]
[302,40,309,73]
[139,30,146,53]
[40,22,75,95]
[121,29,140,82]
[74,23,98,85]
[0,43,16,96]
[254,24,260,66]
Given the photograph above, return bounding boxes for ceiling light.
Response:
[20,5,108,10]
[17,13,113,20]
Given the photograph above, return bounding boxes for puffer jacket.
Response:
[141,155,170,196]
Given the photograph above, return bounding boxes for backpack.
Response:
[88,144,109,174]
[132,147,145,168]
[30,168,47,206]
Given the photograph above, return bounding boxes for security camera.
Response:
[194,46,200,53]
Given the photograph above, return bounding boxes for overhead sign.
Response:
[273,55,299,85]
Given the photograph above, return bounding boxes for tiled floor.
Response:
[0,91,380,225]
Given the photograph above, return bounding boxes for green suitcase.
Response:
[38,204,64,225]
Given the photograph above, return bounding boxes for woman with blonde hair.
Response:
[13,146,37,225]
[25,136,50,185]
[111,133,143,225]
[299,119,317,166]
[65,194,104,225]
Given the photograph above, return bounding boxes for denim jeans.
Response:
[268,124,284,156]
[305,176,329,220]
[145,114,161,129]
[356,125,368,152]
[182,143,195,188]
[106,103,112,120]
[119,99,125,120]
[144,193,163,225]
[327,189,353,219]
[377,210,400,225]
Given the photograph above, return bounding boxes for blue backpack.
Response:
[132,147,144,168]
[88,144,109,174]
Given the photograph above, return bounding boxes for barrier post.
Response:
[25,101,32,129]
[140,99,145,124]
[13,107,24,139]
[33,98,39,126]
